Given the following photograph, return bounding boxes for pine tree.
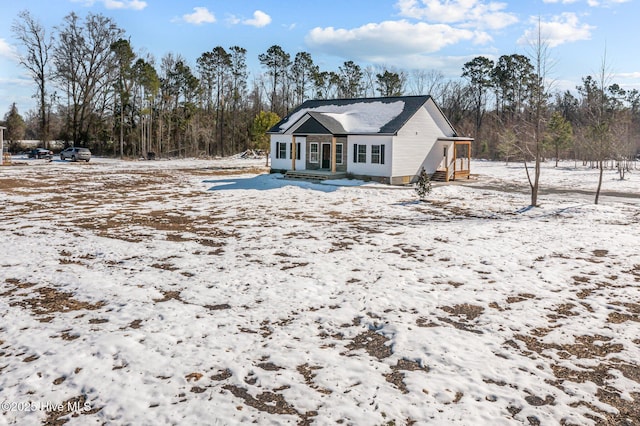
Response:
[4,103,26,142]
[415,167,432,201]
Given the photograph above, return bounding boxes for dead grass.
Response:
[297,364,332,395]
[2,162,639,425]
[222,384,318,425]
[345,330,392,360]
[42,394,102,425]
[385,359,429,394]
[440,303,484,321]
[5,280,105,316]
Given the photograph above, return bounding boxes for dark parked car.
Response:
[28,148,54,159]
[60,147,91,162]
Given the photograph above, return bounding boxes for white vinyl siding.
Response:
[391,103,446,177]
[347,136,393,177]
[270,136,305,171]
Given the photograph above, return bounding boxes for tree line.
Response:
[3,10,640,174]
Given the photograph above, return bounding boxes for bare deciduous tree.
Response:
[53,12,125,146]
[12,10,53,146]
[523,18,553,207]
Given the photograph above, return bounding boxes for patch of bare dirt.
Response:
[211,369,232,381]
[515,334,623,359]
[222,384,317,425]
[297,364,332,395]
[42,394,102,426]
[440,303,484,320]
[205,303,231,311]
[607,302,640,324]
[258,362,284,371]
[571,390,640,426]
[345,330,392,360]
[6,280,105,316]
[384,359,429,394]
[506,293,536,304]
[153,290,183,303]
[513,330,638,424]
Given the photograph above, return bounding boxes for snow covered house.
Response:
[267,95,472,185]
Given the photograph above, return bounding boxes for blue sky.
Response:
[1,0,638,115]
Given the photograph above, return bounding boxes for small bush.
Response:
[415,168,432,201]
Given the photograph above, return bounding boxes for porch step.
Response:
[431,171,449,182]
[284,171,347,181]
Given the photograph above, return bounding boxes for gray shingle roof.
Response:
[267,95,434,135]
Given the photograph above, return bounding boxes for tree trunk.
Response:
[595,160,604,204]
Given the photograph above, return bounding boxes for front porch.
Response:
[283,169,347,182]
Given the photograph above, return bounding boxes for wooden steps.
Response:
[431,170,449,182]
[284,170,347,181]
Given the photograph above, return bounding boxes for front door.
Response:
[321,143,331,169]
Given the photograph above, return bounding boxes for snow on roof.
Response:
[278,101,405,133]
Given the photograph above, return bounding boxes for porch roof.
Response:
[290,112,348,135]
[437,136,474,142]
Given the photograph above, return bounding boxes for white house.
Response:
[267,95,472,185]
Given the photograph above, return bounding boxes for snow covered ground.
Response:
[0,157,639,425]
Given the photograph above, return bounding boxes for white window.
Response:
[276,142,287,159]
[372,144,385,164]
[336,143,343,165]
[310,143,319,163]
[353,144,367,163]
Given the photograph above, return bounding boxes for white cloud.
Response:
[518,13,594,47]
[103,0,147,10]
[395,0,518,30]
[71,0,147,10]
[183,7,216,25]
[542,0,579,3]
[0,39,19,62]
[545,0,629,5]
[225,15,241,25]
[306,20,476,61]
[616,72,640,79]
[243,10,271,28]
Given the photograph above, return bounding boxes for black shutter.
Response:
[353,144,358,163]
[380,144,385,164]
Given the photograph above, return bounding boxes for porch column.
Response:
[331,136,337,173]
[291,135,296,171]
[467,141,472,178]
[451,142,457,182]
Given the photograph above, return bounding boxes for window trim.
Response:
[371,145,380,164]
[276,142,287,159]
[335,143,343,165]
[309,142,319,163]
[371,144,385,164]
[354,144,367,163]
